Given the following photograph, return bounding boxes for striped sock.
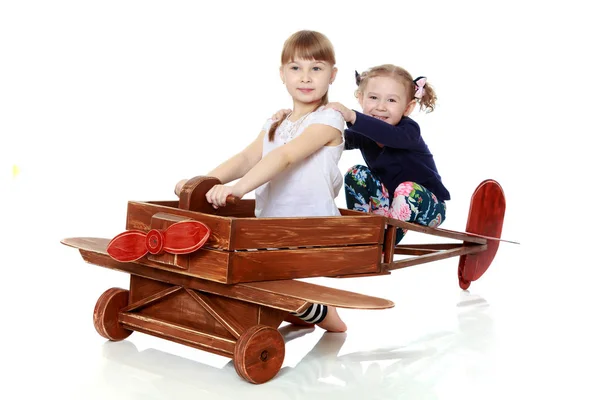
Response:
[291,304,328,324]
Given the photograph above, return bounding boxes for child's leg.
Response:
[389,182,447,243]
[344,165,389,215]
[290,303,347,332]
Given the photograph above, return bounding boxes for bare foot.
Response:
[316,306,347,332]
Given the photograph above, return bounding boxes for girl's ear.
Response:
[404,99,417,116]
[280,66,285,83]
[329,66,338,84]
[356,90,364,104]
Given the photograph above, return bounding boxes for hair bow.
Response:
[413,76,427,99]
[107,220,210,262]
[355,70,361,86]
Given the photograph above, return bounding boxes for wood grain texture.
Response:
[147,213,193,268]
[244,279,394,310]
[63,237,308,312]
[178,176,221,215]
[61,237,393,310]
[118,312,236,357]
[233,325,285,384]
[229,245,381,283]
[185,289,246,339]
[127,200,384,251]
[385,218,487,244]
[93,288,132,341]
[384,244,487,272]
[126,201,233,250]
[394,243,465,256]
[230,215,384,249]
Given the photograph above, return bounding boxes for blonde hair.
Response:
[355,64,437,113]
[268,30,336,141]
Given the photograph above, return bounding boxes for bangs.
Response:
[359,64,414,98]
[281,31,336,65]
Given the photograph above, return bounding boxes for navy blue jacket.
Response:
[345,111,451,201]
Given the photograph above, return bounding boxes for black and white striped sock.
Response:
[291,304,328,324]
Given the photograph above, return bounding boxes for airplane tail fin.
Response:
[457,179,506,290]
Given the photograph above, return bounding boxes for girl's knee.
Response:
[393,181,416,197]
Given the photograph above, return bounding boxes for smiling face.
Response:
[280,58,337,107]
[357,75,415,126]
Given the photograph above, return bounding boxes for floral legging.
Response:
[344,165,446,244]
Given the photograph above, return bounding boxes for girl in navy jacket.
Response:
[327,64,450,243]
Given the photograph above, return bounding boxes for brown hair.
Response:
[268,30,336,141]
[355,64,437,113]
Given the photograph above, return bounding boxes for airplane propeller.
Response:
[106,220,210,262]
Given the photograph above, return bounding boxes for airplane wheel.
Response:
[234,325,285,384]
[93,288,133,341]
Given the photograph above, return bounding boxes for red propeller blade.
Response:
[163,220,211,254]
[107,230,148,262]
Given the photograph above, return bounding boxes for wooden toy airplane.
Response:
[61,176,515,384]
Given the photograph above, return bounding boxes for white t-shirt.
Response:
[254,106,345,218]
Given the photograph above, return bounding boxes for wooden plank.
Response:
[394,243,464,256]
[217,199,256,218]
[330,271,391,278]
[384,218,487,244]
[244,279,394,310]
[230,215,384,249]
[186,289,245,339]
[128,276,266,337]
[229,245,381,283]
[125,201,234,250]
[62,237,394,310]
[62,237,308,312]
[339,208,373,216]
[147,200,179,207]
[257,307,288,328]
[127,276,236,340]
[382,225,397,264]
[383,244,487,272]
[122,285,183,313]
[119,313,236,357]
[186,249,230,284]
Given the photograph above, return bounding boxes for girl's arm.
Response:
[206,124,342,207]
[207,130,265,183]
[174,130,264,197]
[344,129,363,150]
[324,102,423,150]
[348,112,424,150]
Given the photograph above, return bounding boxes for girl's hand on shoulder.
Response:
[325,102,356,124]
[271,109,291,121]
[205,184,243,209]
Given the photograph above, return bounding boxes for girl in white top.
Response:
[175,30,347,332]
[255,105,344,218]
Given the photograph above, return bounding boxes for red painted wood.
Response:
[106,220,210,262]
[457,179,506,289]
[106,231,147,262]
[162,220,211,254]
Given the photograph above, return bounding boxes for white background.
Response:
[1,1,598,399]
